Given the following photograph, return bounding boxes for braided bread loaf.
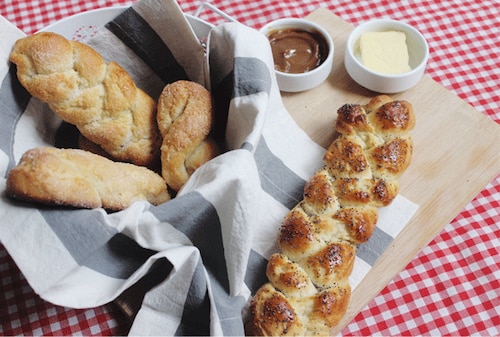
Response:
[157,80,219,192]
[250,95,415,335]
[6,147,170,211]
[9,32,161,168]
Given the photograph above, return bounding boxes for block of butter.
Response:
[359,31,411,74]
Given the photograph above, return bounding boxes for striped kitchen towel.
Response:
[0,0,418,335]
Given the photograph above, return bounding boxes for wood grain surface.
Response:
[282,8,500,334]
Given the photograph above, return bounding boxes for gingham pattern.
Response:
[0,0,498,335]
[0,245,129,335]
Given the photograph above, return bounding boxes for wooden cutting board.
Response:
[282,8,500,334]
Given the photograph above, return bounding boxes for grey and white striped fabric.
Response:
[0,1,418,335]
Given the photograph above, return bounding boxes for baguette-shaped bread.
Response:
[6,147,170,211]
[250,95,415,335]
[157,80,219,191]
[9,32,161,167]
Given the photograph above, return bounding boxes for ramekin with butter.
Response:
[345,19,429,93]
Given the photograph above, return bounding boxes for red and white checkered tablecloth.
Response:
[1,0,498,335]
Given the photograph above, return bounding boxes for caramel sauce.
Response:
[267,28,328,73]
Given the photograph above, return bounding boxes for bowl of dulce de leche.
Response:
[260,18,334,92]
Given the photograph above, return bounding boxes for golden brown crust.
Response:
[77,133,162,173]
[251,283,306,336]
[6,147,170,211]
[77,134,115,160]
[250,96,415,335]
[9,32,161,167]
[266,253,316,298]
[302,242,355,289]
[157,80,219,191]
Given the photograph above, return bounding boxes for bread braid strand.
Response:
[250,95,415,336]
[9,32,161,167]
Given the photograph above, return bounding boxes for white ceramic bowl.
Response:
[260,18,334,92]
[345,19,429,93]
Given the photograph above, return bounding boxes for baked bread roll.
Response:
[78,134,117,161]
[6,147,170,211]
[157,80,219,191]
[250,95,415,335]
[9,32,161,168]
